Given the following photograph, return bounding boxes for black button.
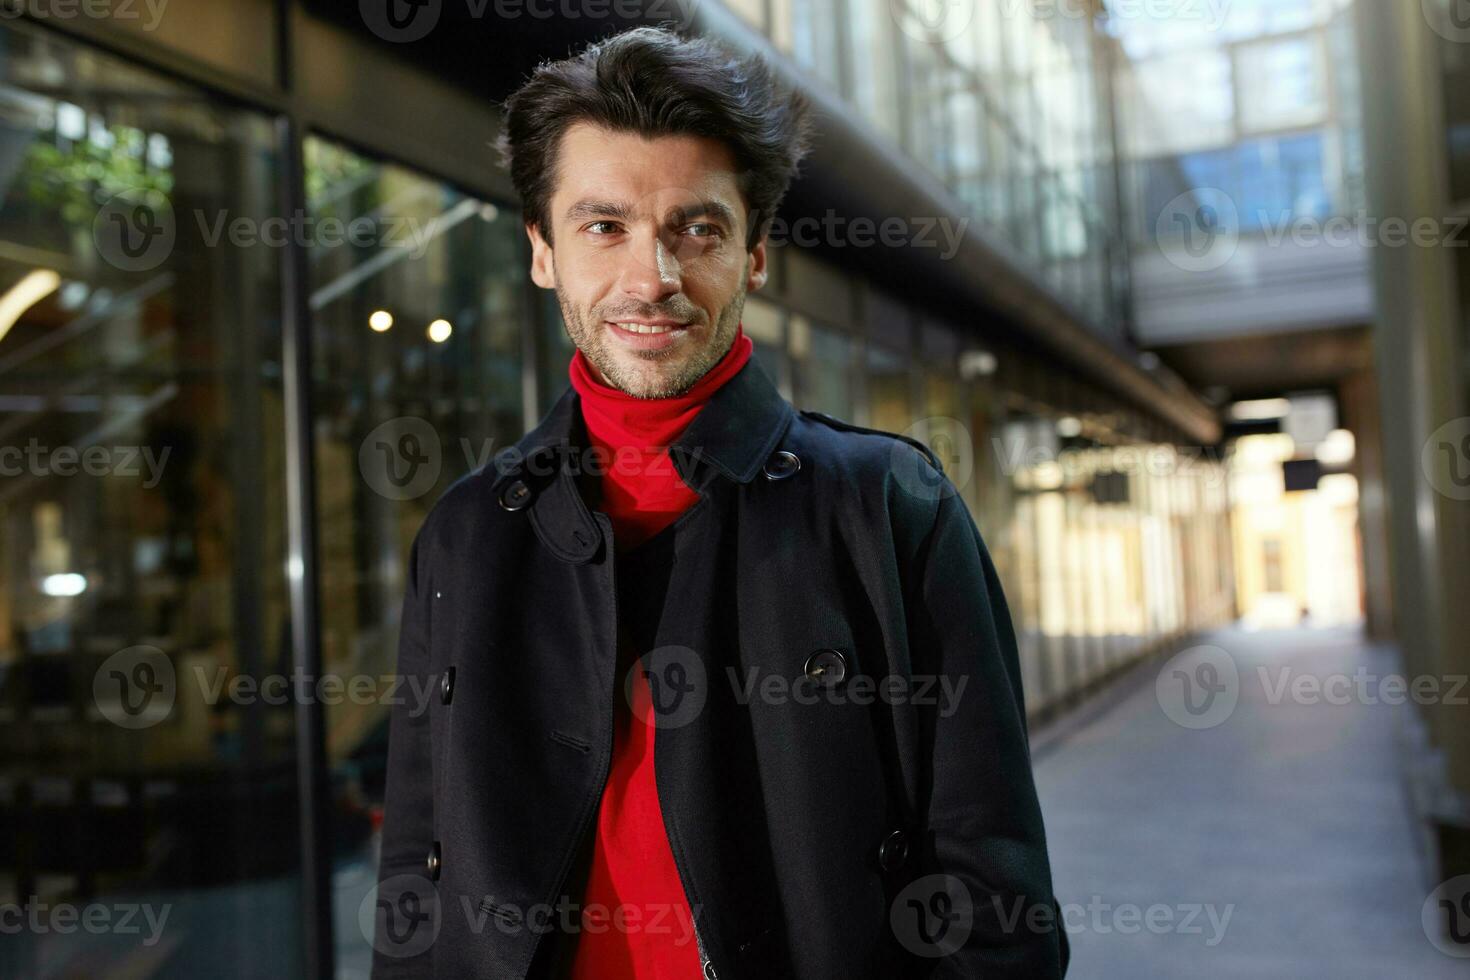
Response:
[803,649,848,687]
[499,479,532,511]
[878,830,908,872]
[440,666,455,705]
[762,450,801,480]
[426,841,442,880]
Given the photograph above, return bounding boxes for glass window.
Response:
[984,115,1015,235]
[303,137,529,976]
[905,38,953,179]
[790,0,844,90]
[790,316,855,419]
[865,342,911,435]
[741,293,787,391]
[949,84,987,217]
[1236,34,1327,133]
[0,21,300,977]
[1118,50,1236,157]
[849,0,903,143]
[723,0,765,31]
[769,0,796,53]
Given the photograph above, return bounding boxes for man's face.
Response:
[527,122,768,399]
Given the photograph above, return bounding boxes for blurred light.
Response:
[1318,473,1359,506]
[1230,398,1291,421]
[0,269,62,343]
[1315,429,1356,467]
[478,203,499,222]
[1032,461,1064,491]
[427,319,453,343]
[368,309,394,332]
[41,572,87,597]
[1234,432,1297,465]
[58,281,90,311]
[57,102,86,140]
[1138,352,1161,371]
[1057,416,1083,438]
[959,349,998,379]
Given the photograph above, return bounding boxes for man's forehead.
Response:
[552,122,746,210]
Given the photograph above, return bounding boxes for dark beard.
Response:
[554,279,747,400]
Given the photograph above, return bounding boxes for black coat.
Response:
[370,359,1069,979]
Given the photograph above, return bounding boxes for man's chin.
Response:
[598,355,709,400]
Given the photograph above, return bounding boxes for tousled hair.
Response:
[497,26,813,249]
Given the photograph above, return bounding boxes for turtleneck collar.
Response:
[568,323,754,450]
[566,323,753,551]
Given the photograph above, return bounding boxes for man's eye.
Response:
[586,221,620,235]
[682,223,719,238]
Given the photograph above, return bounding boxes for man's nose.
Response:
[619,232,682,304]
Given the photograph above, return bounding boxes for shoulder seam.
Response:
[798,409,944,475]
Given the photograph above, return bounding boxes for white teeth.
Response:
[614,322,676,335]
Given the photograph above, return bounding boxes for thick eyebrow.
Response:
[562,198,739,229]
[669,200,738,229]
[564,199,635,223]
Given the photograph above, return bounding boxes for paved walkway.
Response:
[1032,625,1470,979]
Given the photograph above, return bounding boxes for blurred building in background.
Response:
[0,0,1465,976]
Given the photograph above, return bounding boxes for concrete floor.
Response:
[1032,625,1470,979]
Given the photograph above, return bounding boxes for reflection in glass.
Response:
[304,137,528,976]
[0,20,299,978]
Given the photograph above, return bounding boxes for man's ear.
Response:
[527,222,555,290]
[746,237,768,292]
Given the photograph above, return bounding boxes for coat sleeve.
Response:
[905,485,1069,978]
[370,526,438,979]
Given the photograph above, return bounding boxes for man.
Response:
[371,25,1068,980]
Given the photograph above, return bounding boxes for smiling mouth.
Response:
[608,320,689,335]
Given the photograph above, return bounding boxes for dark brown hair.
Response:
[497,26,813,249]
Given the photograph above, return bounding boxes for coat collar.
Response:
[489,358,795,562]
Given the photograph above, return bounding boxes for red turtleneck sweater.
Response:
[565,324,753,979]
